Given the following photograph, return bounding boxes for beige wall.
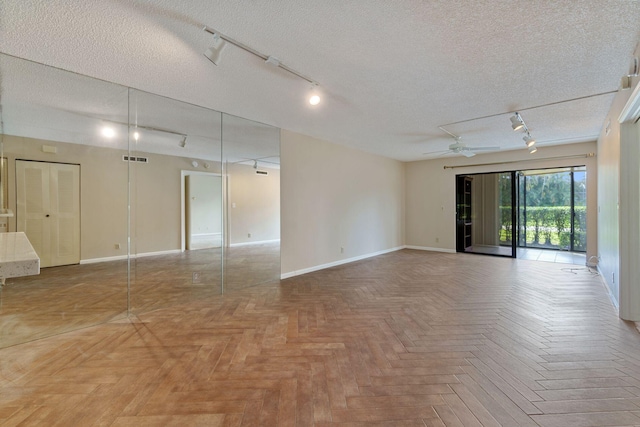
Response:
[405,142,598,260]
[227,163,280,245]
[280,130,405,277]
[3,135,214,261]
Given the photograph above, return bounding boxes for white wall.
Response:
[280,130,405,277]
[405,142,598,260]
[597,74,640,317]
[227,163,280,245]
[186,174,222,241]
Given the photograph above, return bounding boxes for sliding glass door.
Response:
[456,172,516,257]
[516,167,586,252]
[456,167,587,259]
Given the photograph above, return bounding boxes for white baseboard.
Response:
[597,265,619,310]
[80,255,128,264]
[191,232,222,237]
[80,249,182,265]
[281,246,404,280]
[230,239,280,248]
[405,245,456,253]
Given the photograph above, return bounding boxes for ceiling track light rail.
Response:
[203,26,321,105]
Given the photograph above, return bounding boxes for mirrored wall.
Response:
[0,54,281,348]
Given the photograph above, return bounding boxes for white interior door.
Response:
[16,160,80,267]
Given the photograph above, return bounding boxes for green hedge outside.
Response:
[499,206,586,251]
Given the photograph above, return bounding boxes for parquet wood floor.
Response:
[0,243,280,349]
[2,249,640,426]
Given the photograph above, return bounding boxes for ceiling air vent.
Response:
[256,170,268,176]
[123,155,149,163]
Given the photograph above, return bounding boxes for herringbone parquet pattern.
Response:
[1,249,640,426]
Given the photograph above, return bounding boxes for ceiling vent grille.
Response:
[123,155,149,163]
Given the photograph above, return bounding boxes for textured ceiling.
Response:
[1,0,639,161]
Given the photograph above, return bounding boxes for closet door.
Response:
[16,160,80,267]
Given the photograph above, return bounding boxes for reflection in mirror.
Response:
[456,172,515,257]
[0,54,129,348]
[128,89,223,313]
[0,54,282,349]
[222,113,280,291]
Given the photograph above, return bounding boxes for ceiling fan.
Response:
[424,129,500,158]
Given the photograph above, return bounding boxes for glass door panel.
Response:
[456,172,514,257]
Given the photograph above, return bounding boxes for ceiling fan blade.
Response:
[468,146,500,151]
[461,151,476,158]
[422,150,449,156]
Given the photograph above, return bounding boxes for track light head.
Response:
[528,145,538,154]
[510,115,524,131]
[179,136,187,148]
[253,160,258,169]
[308,84,321,106]
[204,33,227,66]
[523,134,536,147]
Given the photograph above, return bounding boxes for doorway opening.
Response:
[456,166,587,264]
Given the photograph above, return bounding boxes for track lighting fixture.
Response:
[523,134,536,147]
[253,160,258,169]
[510,112,538,153]
[179,136,187,147]
[308,84,321,106]
[510,114,524,131]
[204,33,227,66]
[203,26,321,106]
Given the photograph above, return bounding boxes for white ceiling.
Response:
[1,0,639,161]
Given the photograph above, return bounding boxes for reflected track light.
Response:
[101,126,116,138]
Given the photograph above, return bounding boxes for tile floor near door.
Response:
[517,248,587,265]
[1,249,639,426]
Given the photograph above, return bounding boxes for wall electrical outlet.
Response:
[340,247,344,254]
[435,237,439,243]
[114,243,120,250]
[247,233,251,238]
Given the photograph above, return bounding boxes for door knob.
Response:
[45,214,50,217]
